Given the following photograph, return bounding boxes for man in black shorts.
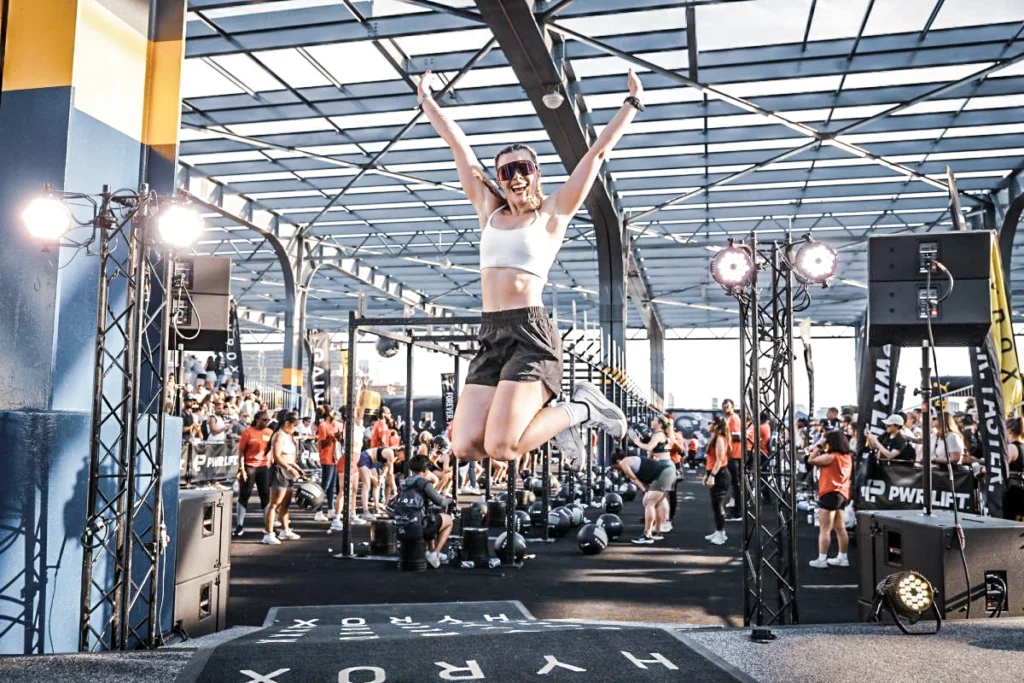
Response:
[392,455,453,568]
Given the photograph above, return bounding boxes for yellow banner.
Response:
[990,240,1022,416]
[364,390,382,412]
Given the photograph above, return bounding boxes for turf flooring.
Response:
[225,475,859,628]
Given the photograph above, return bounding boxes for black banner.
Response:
[856,340,901,447]
[970,340,1009,517]
[858,463,979,513]
[441,373,456,435]
[226,302,245,388]
[309,332,332,409]
[181,441,239,486]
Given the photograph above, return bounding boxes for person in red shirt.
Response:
[370,406,392,449]
[315,409,342,522]
[703,416,731,545]
[745,413,771,457]
[234,412,273,537]
[806,429,853,568]
[687,433,700,470]
[722,399,743,520]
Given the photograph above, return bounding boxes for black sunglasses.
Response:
[497,159,538,182]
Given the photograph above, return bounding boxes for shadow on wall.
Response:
[0,410,92,655]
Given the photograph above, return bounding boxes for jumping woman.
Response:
[419,69,644,471]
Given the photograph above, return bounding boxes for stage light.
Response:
[794,238,837,284]
[871,570,941,635]
[710,242,754,292]
[156,202,204,248]
[23,195,73,241]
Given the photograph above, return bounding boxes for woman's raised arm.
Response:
[550,69,643,220]
[418,71,501,217]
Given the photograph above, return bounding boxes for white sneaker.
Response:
[826,556,850,567]
[425,550,440,569]
[552,425,585,472]
[361,512,377,521]
[572,382,627,439]
[278,528,301,541]
[809,557,829,569]
[274,520,282,529]
[659,522,673,533]
[329,518,345,532]
[349,515,368,526]
[460,486,477,495]
[314,511,328,522]
[709,531,727,545]
[261,532,281,545]
[704,531,718,541]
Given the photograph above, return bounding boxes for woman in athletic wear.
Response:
[1004,418,1024,521]
[703,417,730,546]
[419,69,643,472]
[629,415,677,532]
[331,381,369,531]
[806,429,853,568]
[358,435,396,519]
[930,412,968,467]
[234,411,273,537]
[263,412,304,545]
[612,449,677,545]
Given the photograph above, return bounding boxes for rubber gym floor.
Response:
[226,476,859,627]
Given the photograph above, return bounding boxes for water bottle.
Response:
[488,557,502,569]
[460,561,475,569]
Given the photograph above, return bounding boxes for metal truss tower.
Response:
[79,190,172,651]
[737,234,800,626]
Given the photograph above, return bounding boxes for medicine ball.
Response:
[528,501,546,528]
[603,492,624,514]
[595,513,623,540]
[355,541,371,557]
[527,478,542,497]
[495,531,527,564]
[376,336,401,358]
[495,491,509,503]
[620,483,638,502]
[577,523,608,555]
[432,434,450,451]
[547,510,572,537]
[566,505,584,527]
[465,501,487,527]
[293,481,326,510]
[514,509,531,534]
[516,489,536,507]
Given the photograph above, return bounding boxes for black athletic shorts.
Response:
[422,509,442,540]
[818,491,850,511]
[465,307,562,398]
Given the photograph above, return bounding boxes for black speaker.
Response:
[172,256,232,350]
[175,487,232,584]
[173,566,229,639]
[857,509,1024,620]
[867,231,992,347]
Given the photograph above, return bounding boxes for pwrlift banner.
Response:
[859,463,979,513]
[309,332,332,409]
[968,238,1021,517]
[226,302,245,388]
[441,373,456,434]
[855,339,901,448]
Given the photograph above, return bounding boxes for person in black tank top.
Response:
[1005,418,1024,521]
[628,415,679,532]
[613,449,678,544]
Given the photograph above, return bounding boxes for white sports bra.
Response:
[479,207,555,281]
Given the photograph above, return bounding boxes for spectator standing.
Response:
[1005,418,1024,521]
[235,412,273,537]
[722,398,743,521]
[703,417,731,546]
[316,409,342,523]
[807,430,852,568]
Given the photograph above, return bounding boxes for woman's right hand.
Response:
[417,70,434,104]
[704,474,715,488]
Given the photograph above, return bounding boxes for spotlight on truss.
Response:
[709,240,755,293]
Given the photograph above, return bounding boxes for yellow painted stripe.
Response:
[282,368,304,387]
[2,0,78,91]
[72,0,147,141]
[141,38,184,151]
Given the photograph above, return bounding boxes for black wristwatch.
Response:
[624,96,645,112]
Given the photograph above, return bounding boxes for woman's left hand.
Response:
[627,68,643,100]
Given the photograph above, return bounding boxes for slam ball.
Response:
[620,483,638,502]
[528,501,546,528]
[603,492,624,514]
[292,481,326,511]
[577,523,608,555]
[548,510,572,537]
[495,531,527,564]
[595,513,623,540]
[514,509,531,534]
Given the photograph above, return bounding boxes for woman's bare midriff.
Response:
[481,267,546,311]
